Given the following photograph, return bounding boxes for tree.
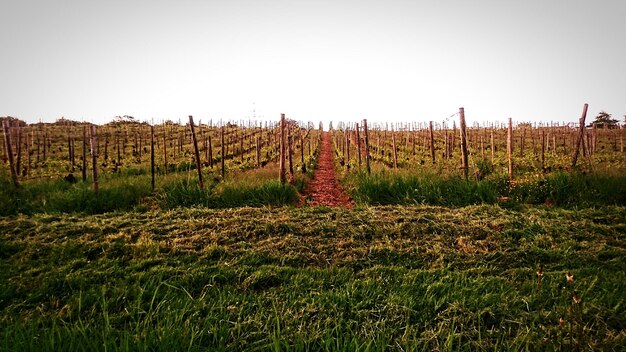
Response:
[591,111,619,129]
[113,115,137,123]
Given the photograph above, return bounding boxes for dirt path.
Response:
[303,132,354,208]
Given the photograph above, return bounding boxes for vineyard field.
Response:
[1,114,625,351]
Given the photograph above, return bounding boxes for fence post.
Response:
[429,121,435,164]
[89,125,99,194]
[571,103,589,169]
[300,133,306,173]
[208,135,213,168]
[288,130,294,179]
[43,128,48,161]
[345,128,350,170]
[240,132,245,164]
[221,126,226,179]
[82,126,87,182]
[356,123,362,167]
[363,119,371,174]
[2,120,19,188]
[459,108,468,179]
[256,136,261,168]
[541,130,545,169]
[444,129,448,160]
[163,123,168,175]
[279,114,286,184]
[392,128,398,168]
[116,130,121,170]
[507,118,514,181]
[150,124,155,192]
[26,132,32,177]
[189,116,204,189]
[1,125,5,163]
[15,125,22,177]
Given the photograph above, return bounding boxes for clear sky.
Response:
[1,0,624,128]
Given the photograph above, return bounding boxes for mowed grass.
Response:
[1,205,625,351]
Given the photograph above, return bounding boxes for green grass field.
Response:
[1,205,624,351]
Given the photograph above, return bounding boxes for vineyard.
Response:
[1,108,625,351]
[1,115,322,214]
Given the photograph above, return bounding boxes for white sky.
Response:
[1,0,624,128]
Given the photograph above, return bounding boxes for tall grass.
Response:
[346,170,498,206]
[0,172,152,215]
[0,166,300,215]
[508,171,626,207]
[159,177,297,209]
[345,169,626,208]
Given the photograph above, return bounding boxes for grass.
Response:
[0,170,153,215]
[0,166,303,215]
[344,167,626,208]
[1,205,625,350]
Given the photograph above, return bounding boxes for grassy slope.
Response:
[1,205,625,351]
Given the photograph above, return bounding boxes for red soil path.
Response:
[303,132,354,208]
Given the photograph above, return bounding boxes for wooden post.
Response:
[203,132,208,164]
[67,135,73,170]
[256,136,261,168]
[571,103,589,169]
[452,121,457,159]
[123,128,128,162]
[104,133,109,163]
[2,120,19,188]
[490,129,495,164]
[300,133,306,173]
[1,126,5,163]
[240,133,244,164]
[356,123,362,167]
[591,124,597,156]
[138,126,143,161]
[208,135,213,168]
[519,127,526,158]
[288,132,294,177]
[116,131,121,170]
[82,126,87,182]
[345,129,350,169]
[163,123,168,175]
[189,116,204,189]
[507,118,513,181]
[459,108,469,179]
[15,126,22,177]
[89,125,99,194]
[480,136,484,158]
[541,130,545,169]
[529,128,536,159]
[341,129,346,161]
[376,131,380,159]
[43,129,47,161]
[279,114,286,184]
[429,121,435,164]
[150,125,155,192]
[392,129,398,168]
[363,119,371,174]
[26,132,31,177]
[444,130,448,160]
[221,126,225,179]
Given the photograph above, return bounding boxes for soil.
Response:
[303,132,354,208]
